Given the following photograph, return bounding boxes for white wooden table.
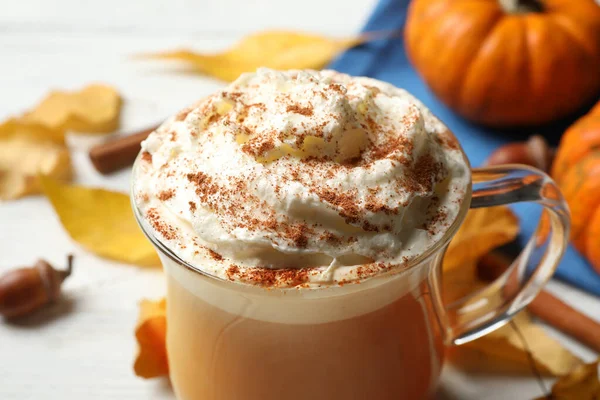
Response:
[1,1,598,398]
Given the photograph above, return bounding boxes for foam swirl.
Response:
[133,69,470,287]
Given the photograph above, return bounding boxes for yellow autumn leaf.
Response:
[0,119,71,200]
[0,83,122,199]
[448,312,582,377]
[141,30,371,82]
[442,259,488,305]
[535,360,600,400]
[442,206,518,305]
[442,207,579,377]
[0,118,65,143]
[134,298,169,379]
[40,177,160,267]
[23,83,122,134]
[444,206,519,272]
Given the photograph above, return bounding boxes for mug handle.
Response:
[445,165,570,345]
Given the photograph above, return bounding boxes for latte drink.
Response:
[133,69,470,399]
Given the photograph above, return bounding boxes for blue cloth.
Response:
[329,0,600,295]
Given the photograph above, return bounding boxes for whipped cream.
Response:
[133,69,470,287]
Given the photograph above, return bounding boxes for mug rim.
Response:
[131,153,473,291]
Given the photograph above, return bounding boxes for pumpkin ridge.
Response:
[548,18,600,105]
[562,152,600,252]
[448,6,504,109]
[552,114,600,181]
[457,15,507,117]
[584,207,600,273]
[549,14,600,66]
[559,151,597,205]
[519,16,534,111]
[572,182,600,253]
[564,159,590,202]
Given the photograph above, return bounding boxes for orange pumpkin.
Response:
[405,0,600,127]
[552,101,600,273]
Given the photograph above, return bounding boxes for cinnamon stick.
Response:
[478,252,600,353]
[89,124,159,174]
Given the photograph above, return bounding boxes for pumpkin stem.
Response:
[498,0,544,13]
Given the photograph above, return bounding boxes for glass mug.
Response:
[133,163,569,400]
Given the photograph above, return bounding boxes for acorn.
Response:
[485,135,555,173]
[0,255,73,319]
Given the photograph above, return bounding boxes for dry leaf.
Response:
[535,361,600,400]
[40,177,160,267]
[442,206,519,304]
[142,30,369,82]
[134,298,168,379]
[444,206,519,272]
[0,83,121,199]
[23,83,122,133]
[0,118,66,143]
[442,259,487,304]
[442,206,580,376]
[448,312,582,377]
[0,119,71,200]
